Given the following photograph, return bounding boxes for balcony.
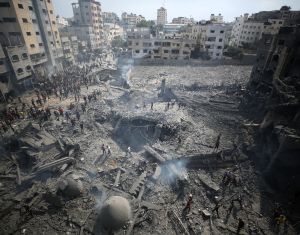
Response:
[30,53,48,65]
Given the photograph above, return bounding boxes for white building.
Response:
[172,17,194,25]
[157,7,167,26]
[210,14,224,23]
[72,0,103,49]
[121,12,145,28]
[263,19,284,35]
[189,22,227,59]
[229,13,285,48]
[103,23,124,42]
[56,16,69,28]
[128,37,196,60]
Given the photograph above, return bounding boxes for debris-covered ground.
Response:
[0,58,297,234]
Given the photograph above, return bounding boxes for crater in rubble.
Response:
[97,196,132,230]
[114,116,179,150]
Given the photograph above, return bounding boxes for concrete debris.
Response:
[0,50,298,235]
[198,172,220,192]
[98,196,132,230]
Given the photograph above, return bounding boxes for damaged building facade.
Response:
[0,0,64,97]
[243,24,300,193]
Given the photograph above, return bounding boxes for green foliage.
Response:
[223,46,243,59]
[111,36,127,48]
[136,20,155,28]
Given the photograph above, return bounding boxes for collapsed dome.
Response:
[58,176,83,198]
[98,196,132,230]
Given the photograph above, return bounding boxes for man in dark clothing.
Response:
[214,133,222,152]
[237,218,245,234]
[80,121,84,133]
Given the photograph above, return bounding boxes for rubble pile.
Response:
[240,25,300,230]
[0,50,298,234]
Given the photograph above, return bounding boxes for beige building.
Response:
[128,37,196,60]
[72,0,103,50]
[121,12,145,29]
[157,7,167,26]
[0,0,63,92]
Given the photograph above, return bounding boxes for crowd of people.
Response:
[0,62,103,136]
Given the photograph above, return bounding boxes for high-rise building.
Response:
[0,0,63,91]
[157,7,167,26]
[72,0,103,50]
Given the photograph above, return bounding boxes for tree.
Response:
[136,20,155,28]
[280,6,291,11]
[111,36,127,48]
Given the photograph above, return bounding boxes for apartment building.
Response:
[121,12,145,29]
[0,0,63,92]
[157,7,167,26]
[102,12,119,24]
[189,22,227,59]
[56,15,69,28]
[210,14,224,23]
[128,37,196,60]
[229,7,299,48]
[103,23,124,42]
[172,17,194,25]
[72,0,103,50]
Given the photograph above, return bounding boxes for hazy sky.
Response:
[53,0,300,22]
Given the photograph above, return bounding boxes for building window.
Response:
[52,21,56,24]
[135,50,140,53]
[36,32,40,35]
[32,19,37,23]
[22,53,28,59]
[28,6,33,10]
[0,2,10,7]
[217,46,222,49]
[219,38,223,42]
[22,18,29,23]
[47,0,51,3]
[143,49,148,53]
[39,43,43,46]
[3,17,16,22]
[279,21,282,24]
[164,50,169,53]
[18,4,24,9]
[45,20,49,24]
[26,65,31,71]
[30,44,35,48]
[210,30,215,33]
[48,31,51,36]
[42,9,47,14]
[171,49,179,54]
[216,53,220,56]
[56,41,59,44]
[17,68,24,74]
[220,30,224,33]
[50,10,53,14]
[11,55,20,62]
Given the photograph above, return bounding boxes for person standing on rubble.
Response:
[107,145,111,156]
[101,144,106,155]
[214,133,222,152]
[236,218,245,234]
[80,121,84,133]
[184,193,193,213]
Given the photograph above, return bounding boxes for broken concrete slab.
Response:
[198,173,220,192]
